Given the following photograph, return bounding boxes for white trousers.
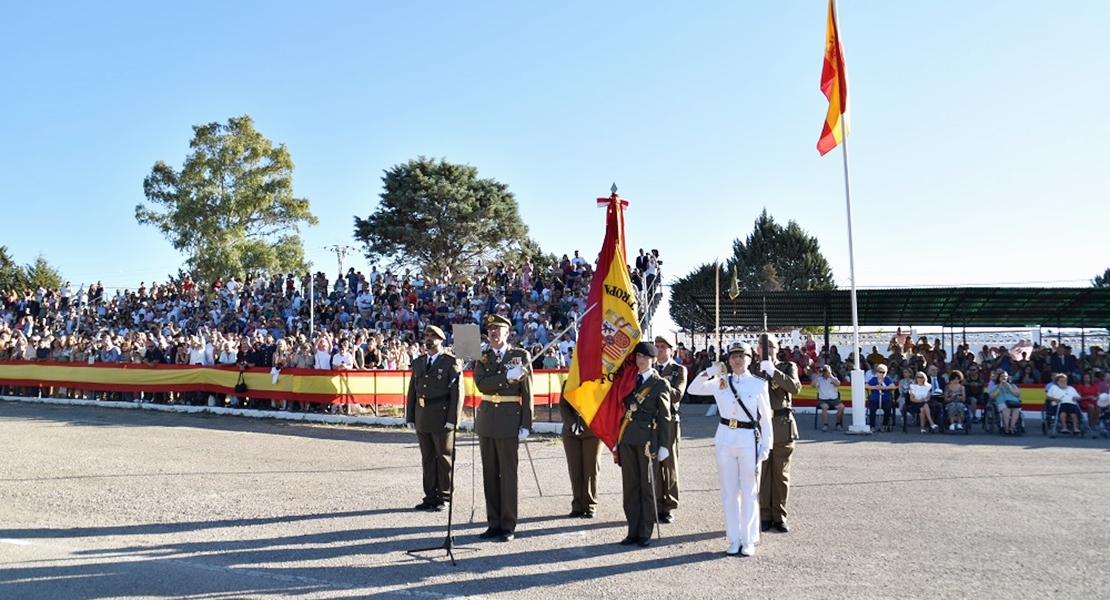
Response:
[715,438,761,546]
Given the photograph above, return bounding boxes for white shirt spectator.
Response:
[1047,384,1080,406]
[332,350,354,370]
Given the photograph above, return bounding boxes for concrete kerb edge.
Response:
[0,395,564,434]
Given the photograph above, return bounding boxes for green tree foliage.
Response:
[0,247,63,291]
[0,246,21,291]
[353,157,529,279]
[135,115,317,284]
[23,255,63,291]
[729,209,835,292]
[668,262,722,333]
[1093,268,1110,287]
[668,210,835,332]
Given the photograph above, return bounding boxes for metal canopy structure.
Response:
[687,287,1110,329]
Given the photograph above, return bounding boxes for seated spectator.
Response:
[907,371,939,433]
[963,365,987,423]
[1074,371,1101,439]
[1046,373,1083,435]
[987,370,1022,435]
[943,370,968,431]
[812,365,843,431]
[865,365,895,432]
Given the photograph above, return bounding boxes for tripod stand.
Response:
[407,430,477,565]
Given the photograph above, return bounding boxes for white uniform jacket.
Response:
[688,369,774,460]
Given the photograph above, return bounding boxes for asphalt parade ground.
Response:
[1,400,1108,600]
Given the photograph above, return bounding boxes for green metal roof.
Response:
[686,287,1110,329]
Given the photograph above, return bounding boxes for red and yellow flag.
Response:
[564,191,641,450]
[817,0,849,156]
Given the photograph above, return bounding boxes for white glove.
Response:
[704,364,721,377]
[518,427,530,441]
[760,360,775,377]
[506,365,523,381]
[445,422,455,431]
[657,447,670,462]
[757,447,770,462]
[406,422,415,430]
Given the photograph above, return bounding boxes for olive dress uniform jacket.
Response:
[763,361,802,446]
[405,352,464,432]
[473,347,534,437]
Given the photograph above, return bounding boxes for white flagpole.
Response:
[832,0,868,434]
[715,262,721,358]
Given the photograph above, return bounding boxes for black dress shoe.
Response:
[659,513,675,524]
[414,501,433,511]
[499,531,515,542]
[568,510,584,518]
[760,520,772,532]
[430,502,446,512]
[637,538,652,547]
[581,511,596,519]
[619,536,637,545]
[773,522,790,533]
[478,527,502,539]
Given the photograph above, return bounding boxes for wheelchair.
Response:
[940,400,971,434]
[983,402,1024,435]
[1043,402,1090,438]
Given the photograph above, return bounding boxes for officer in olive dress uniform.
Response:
[754,333,802,533]
[472,314,534,542]
[617,341,673,548]
[560,384,603,519]
[653,336,687,523]
[405,325,463,511]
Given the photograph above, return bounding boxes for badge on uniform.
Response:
[418,397,425,407]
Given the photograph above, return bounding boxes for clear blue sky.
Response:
[2,1,1108,333]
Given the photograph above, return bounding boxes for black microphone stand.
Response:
[407,429,477,566]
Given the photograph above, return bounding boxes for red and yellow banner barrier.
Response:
[0,361,570,407]
[0,361,1051,411]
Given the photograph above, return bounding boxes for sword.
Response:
[645,443,662,540]
[523,436,544,497]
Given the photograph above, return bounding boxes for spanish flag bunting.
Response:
[563,191,642,450]
[818,0,850,156]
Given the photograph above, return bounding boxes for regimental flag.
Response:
[564,191,641,450]
[817,0,850,156]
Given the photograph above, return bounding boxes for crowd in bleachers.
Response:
[0,249,665,405]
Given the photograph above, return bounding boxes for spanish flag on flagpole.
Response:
[564,188,641,450]
[818,0,849,156]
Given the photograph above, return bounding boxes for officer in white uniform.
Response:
[687,341,773,557]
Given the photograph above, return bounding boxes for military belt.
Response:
[719,418,755,429]
[482,394,519,404]
[773,408,793,418]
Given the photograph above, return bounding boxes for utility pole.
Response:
[325,245,354,278]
